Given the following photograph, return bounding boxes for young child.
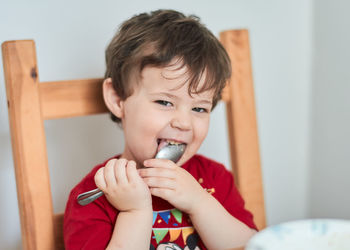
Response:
[64,9,257,250]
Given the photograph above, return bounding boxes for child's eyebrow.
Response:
[150,92,178,99]
[195,99,213,106]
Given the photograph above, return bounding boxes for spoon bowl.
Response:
[155,143,186,162]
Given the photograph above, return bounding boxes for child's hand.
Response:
[139,159,209,214]
[94,158,152,212]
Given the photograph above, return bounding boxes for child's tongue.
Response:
[157,139,169,153]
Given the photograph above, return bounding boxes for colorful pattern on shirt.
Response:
[151,208,197,246]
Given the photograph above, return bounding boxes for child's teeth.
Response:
[167,140,180,145]
[157,139,183,153]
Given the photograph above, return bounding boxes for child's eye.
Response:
[192,107,208,113]
[155,100,173,107]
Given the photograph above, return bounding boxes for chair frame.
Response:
[2,29,265,250]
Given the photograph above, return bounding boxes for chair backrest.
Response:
[2,29,265,250]
[220,30,265,231]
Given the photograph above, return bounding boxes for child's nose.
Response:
[170,109,191,131]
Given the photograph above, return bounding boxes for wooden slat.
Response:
[40,78,107,120]
[53,213,64,250]
[2,40,56,249]
[220,30,266,230]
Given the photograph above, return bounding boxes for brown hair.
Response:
[105,9,231,123]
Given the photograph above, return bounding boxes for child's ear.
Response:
[103,78,124,119]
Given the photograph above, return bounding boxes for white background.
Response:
[0,0,349,249]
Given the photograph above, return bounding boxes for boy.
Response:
[64,9,257,250]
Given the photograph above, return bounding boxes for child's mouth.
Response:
[157,139,186,153]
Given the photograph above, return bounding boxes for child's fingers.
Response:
[143,158,176,169]
[149,187,172,200]
[138,167,175,179]
[125,161,139,182]
[94,167,107,190]
[104,159,117,187]
[143,176,176,190]
[114,158,128,185]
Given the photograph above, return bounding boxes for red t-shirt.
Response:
[64,154,257,249]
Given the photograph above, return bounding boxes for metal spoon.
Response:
[77,143,186,206]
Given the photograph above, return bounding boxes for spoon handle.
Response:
[76,188,103,206]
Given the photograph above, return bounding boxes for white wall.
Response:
[0,1,313,249]
[309,0,350,219]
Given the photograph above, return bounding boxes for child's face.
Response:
[114,62,214,167]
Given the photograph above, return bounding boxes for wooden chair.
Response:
[2,29,265,250]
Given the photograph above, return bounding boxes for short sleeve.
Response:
[211,163,258,231]
[64,162,118,249]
